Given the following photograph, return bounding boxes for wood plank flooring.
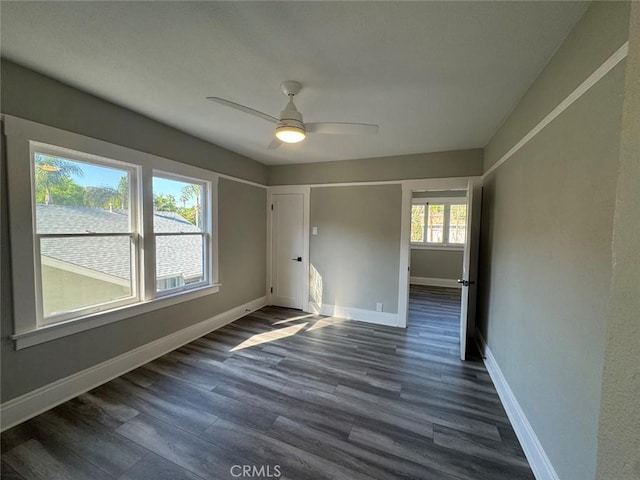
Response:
[1,285,534,480]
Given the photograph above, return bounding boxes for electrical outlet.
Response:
[376,302,383,312]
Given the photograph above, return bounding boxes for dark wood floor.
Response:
[1,285,534,480]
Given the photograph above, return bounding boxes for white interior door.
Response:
[271,193,304,309]
[459,178,482,360]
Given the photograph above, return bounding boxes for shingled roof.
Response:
[36,205,203,284]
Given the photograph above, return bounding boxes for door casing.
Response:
[398,176,482,360]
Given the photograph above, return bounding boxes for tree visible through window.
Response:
[410,205,425,242]
[34,154,137,320]
[449,204,468,244]
[30,150,213,325]
[426,204,444,243]
[153,175,207,293]
[411,199,467,247]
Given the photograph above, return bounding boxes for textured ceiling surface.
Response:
[1,1,587,165]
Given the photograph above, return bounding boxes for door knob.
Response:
[457,279,475,287]
[291,257,302,262]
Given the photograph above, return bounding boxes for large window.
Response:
[411,198,467,248]
[5,124,219,348]
[34,153,139,323]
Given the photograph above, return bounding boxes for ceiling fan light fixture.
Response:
[207,80,379,149]
[275,124,306,143]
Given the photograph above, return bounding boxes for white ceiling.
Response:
[1,1,587,165]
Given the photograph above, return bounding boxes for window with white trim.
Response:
[5,123,219,349]
[34,152,140,323]
[411,198,467,248]
[152,173,208,294]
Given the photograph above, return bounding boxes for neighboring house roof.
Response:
[36,205,203,284]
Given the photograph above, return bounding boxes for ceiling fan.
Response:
[207,81,379,149]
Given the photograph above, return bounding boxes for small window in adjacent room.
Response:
[411,198,467,248]
[426,204,445,243]
[410,204,426,242]
[448,204,468,245]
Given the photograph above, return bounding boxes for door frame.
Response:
[397,177,482,338]
[267,185,311,311]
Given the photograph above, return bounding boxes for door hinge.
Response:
[271,204,274,210]
[270,287,273,293]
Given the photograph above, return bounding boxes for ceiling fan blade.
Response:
[206,97,278,124]
[267,138,282,150]
[305,122,379,135]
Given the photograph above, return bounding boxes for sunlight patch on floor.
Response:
[230,322,309,351]
[272,313,316,325]
[307,316,346,331]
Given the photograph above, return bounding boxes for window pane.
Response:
[34,153,131,234]
[411,205,425,242]
[426,204,444,243]
[153,176,204,232]
[156,234,204,292]
[449,204,468,244]
[40,236,134,319]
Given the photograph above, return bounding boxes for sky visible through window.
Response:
[152,176,199,208]
[36,154,197,207]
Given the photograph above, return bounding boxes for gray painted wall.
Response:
[0,175,266,402]
[268,149,482,185]
[410,250,462,280]
[310,185,401,313]
[596,3,640,478]
[0,67,267,402]
[1,59,267,185]
[477,3,630,479]
[484,2,630,170]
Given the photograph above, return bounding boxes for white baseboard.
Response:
[309,303,399,327]
[0,296,267,432]
[410,276,462,288]
[476,332,559,480]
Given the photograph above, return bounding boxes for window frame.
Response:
[32,144,142,324]
[411,197,468,250]
[5,116,219,349]
[152,170,212,298]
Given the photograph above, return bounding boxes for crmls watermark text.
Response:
[230,465,282,478]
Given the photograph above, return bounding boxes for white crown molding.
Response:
[484,41,629,179]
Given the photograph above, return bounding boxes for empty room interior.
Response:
[0,1,638,480]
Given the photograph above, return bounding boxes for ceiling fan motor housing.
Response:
[275,99,306,143]
[279,99,304,126]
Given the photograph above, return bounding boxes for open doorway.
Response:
[398,177,482,360]
[409,189,467,358]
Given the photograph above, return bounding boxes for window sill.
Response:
[410,244,464,251]
[11,284,220,350]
